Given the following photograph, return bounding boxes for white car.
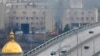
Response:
[15,31,23,35]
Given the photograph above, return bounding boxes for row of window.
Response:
[16,22,44,27]
[15,25,45,31]
[69,17,94,20]
[12,4,37,8]
[13,11,45,15]
[31,22,44,26]
[35,27,45,31]
[69,11,93,15]
[15,17,44,20]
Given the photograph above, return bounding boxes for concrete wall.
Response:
[62,8,98,29]
[9,4,55,32]
[2,53,23,56]
[0,3,6,30]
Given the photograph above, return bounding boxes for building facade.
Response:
[0,3,7,30]
[8,3,55,33]
[69,0,82,8]
[62,8,98,29]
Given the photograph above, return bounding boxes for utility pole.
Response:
[73,27,79,56]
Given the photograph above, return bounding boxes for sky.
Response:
[83,0,100,8]
[46,0,100,9]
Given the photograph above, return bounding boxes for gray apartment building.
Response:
[62,8,98,29]
[8,3,55,33]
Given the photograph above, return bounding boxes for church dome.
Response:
[1,31,23,54]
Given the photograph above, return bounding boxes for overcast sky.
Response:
[83,0,100,8]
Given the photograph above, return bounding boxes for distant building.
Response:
[62,8,98,29]
[69,0,82,8]
[3,0,48,4]
[0,3,7,30]
[97,8,100,22]
[8,3,55,33]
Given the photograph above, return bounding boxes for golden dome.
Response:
[1,31,23,54]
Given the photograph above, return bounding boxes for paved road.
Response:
[24,23,100,56]
[65,33,100,56]
[32,24,100,56]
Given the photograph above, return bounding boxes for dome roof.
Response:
[1,31,23,54]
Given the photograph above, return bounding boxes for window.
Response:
[74,11,77,15]
[10,16,14,19]
[41,17,44,20]
[13,11,16,14]
[76,17,79,20]
[31,22,34,25]
[40,21,44,25]
[16,5,18,8]
[36,17,38,20]
[35,28,39,31]
[17,0,19,3]
[99,17,100,19]
[16,17,19,20]
[88,11,91,14]
[86,17,89,20]
[70,17,73,20]
[31,27,34,29]
[21,17,23,20]
[32,4,37,8]
[23,11,26,14]
[16,23,18,26]
[33,11,36,14]
[26,17,28,20]
[31,17,34,20]
[81,17,84,20]
[25,5,27,8]
[72,23,79,27]
[43,11,45,15]
[91,17,94,20]
[36,23,38,25]
[81,12,84,15]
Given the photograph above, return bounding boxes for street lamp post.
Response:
[59,40,63,56]
[74,28,83,56]
[59,27,79,56]
[81,44,83,56]
[73,27,79,56]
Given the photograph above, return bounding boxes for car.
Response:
[61,48,67,53]
[15,31,23,35]
[50,51,56,56]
